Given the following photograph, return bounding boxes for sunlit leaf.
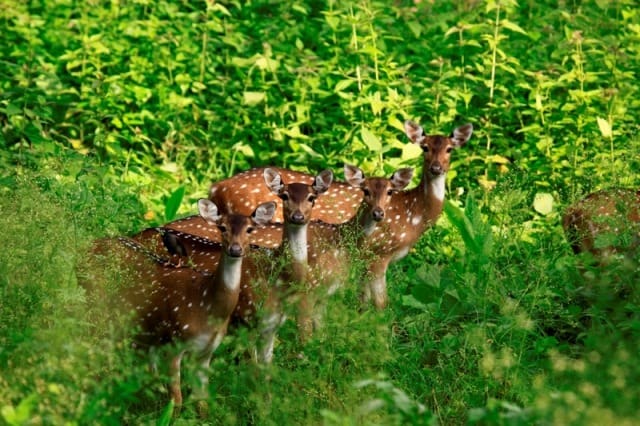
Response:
[533,192,554,215]
[596,117,612,138]
[243,91,266,105]
[360,127,382,152]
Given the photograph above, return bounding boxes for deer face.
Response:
[264,168,333,226]
[344,164,414,222]
[404,121,473,178]
[198,199,276,257]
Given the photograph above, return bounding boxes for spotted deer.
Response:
[82,200,276,408]
[209,167,363,224]
[236,169,334,363]
[235,165,412,362]
[359,120,473,308]
[137,121,471,310]
[563,188,640,262]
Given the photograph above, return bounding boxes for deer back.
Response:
[563,188,640,258]
[209,167,362,224]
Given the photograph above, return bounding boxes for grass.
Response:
[1,154,639,425]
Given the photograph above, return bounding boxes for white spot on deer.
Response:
[411,215,422,226]
[174,306,179,312]
[182,324,189,330]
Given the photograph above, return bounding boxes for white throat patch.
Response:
[429,174,446,201]
[221,255,243,291]
[287,224,308,263]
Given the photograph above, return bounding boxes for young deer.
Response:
[84,200,276,408]
[359,120,473,308]
[235,166,412,362]
[563,188,640,261]
[163,121,471,310]
[234,169,334,363]
[209,167,363,224]
[301,164,414,328]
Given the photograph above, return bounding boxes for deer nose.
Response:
[291,211,305,224]
[228,243,243,257]
[372,208,384,222]
[429,163,444,175]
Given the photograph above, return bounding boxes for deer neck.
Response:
[216,253,243,292]
[284,223,308,264]
[353,205,378,239]
[415,166,447,223]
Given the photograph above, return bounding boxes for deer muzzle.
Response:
[290,211,305,225]
[228,243,244,258]
[372,208,385,222]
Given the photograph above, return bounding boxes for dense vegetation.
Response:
[1,0,639,424]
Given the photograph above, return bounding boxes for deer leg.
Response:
[169,350,186,407]
[367,259,390,309]
[297,292,314,342]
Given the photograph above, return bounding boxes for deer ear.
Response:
[404,120,425,144]
[252,201,277,225]
[390,168,414,190]
[343,164,365,188]
[198,199,221,223]
[451,123,473,147]
[313,169,333,194]
[263,168,284,194]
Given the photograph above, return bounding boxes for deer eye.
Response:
[246,227,254,234]
[217,225,227,233]
[422,146,429,152]
[308,195,317,203]
[446,147,453,153]
[362,188,371,197]
[279,193,289,201]
[387,190,393,196]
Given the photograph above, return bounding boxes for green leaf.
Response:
[243,91,266,106]
[334,79,354,92]
[401,143,422,161]
[533,192,554,215]
[596,117,612,138]
[156,399,175,426]
[360,127,382,152]
[1,393,37,426]
[164,186,185,222]
[501,19,528,35]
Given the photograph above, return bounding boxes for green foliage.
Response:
[1,0,640,425]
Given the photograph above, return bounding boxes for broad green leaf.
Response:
[166,92,193,108]
[334,79,354,92]
[233,142,255,158]
[360,127,382,152]
[243,91,266,106]
[165,186,185,222]
[369,91,384,115]
[486,154,510,165]
[501,19,528,35]
[533,192,554,215]
[401,143,422,161]
[1,393,37,425]
[596,117,612,138]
